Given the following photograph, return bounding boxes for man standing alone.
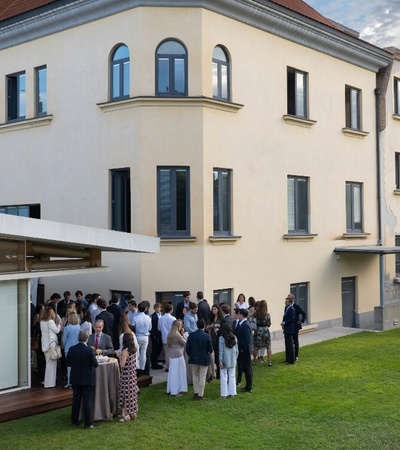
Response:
[287,293,307,362]
[67,331,98,429]
[281,296,296,365]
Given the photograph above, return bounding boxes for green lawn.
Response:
[2,329,400,450]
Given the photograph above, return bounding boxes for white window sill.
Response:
[283,115,317,128]
[97,96,243,114]
[0,115,53,133]
[342,128,369,138]
[342,232,371,239]
[392,114,400,121]
[209,235,242,245]
[393,189,400,195]
[283,234,317,241]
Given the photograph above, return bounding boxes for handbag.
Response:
[47,321,62,360]
[48,343,62,360]
[31,337,39,352]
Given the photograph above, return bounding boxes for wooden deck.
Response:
[0,374,152,424]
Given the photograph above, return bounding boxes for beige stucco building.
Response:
[0,0,398,334]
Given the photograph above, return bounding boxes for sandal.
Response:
[119,415,131,423]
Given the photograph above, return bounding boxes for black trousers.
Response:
[285,334,295,364]
[71,385,94,427]
[150,335,163,367]
[237,350,253,391]
[293,330,300,359]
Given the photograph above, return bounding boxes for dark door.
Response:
[342,277,356,327]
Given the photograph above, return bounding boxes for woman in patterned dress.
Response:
[252,300,272,366]
[117,333,138,422]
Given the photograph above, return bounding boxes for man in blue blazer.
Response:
[67,331,98,429]
[281,296,296,365]
[235,309,253,393]
[186,320,213,400]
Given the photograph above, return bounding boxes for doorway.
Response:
[341,277,356,328]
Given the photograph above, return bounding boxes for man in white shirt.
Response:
[131,302,152,375]
[158,304,175,371]
[89,293,101,325]
[126,301,138,326]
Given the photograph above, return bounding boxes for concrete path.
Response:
[149,326,366,386]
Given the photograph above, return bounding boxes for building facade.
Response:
[0,0,396,333]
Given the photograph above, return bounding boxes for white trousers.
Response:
[136,335,149,370]
[220,367,237,397]
[44,351,57,388]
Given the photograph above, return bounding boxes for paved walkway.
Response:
[149,326,365,385]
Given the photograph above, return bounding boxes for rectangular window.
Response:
[7,72,26,121]
[111,290,131,311]
[287,67,307,118]
[0,204,40,219]
[213,289,232,307]
[395,78,400,115]
[396,236,400,277]
[111,169,131,232]
[35,66,47,116]
[288,176,309,234]
[156,291,185,312]
[346,182,363,232]
[213,168,231,235]
[345,85,361,130]
[396,152,400,190]
[290,282,308,324]
[157,167,190,236]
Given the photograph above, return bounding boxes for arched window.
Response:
[156,40,187,96]
[212,46,230,101]
[111,45,130,100]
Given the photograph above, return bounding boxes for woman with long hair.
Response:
[206,304,223,380]
[234,293,248,309]
[219,323,238,398]
[40,306,61,388]
[62,312,80,388]
[33,304,46,385]
[166,319,187,396]
[117,333,139,422]
[252,300,272,366]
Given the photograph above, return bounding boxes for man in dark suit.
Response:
[196,291,210,324]
[281,296,296,365]
[220,304,234,328]
[87,319,115,356]
[186,320,213,400]
[235,309,253,393]
[67,331,98,429]
[95,298,114,339]
[106,294,123,350]
[287,293,307,362]
[175,291,191,320]
[150,303,164,369]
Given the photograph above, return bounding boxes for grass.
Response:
[2,329,400,450]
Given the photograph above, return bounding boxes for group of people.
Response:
[30,288,306,427]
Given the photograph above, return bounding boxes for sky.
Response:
[307,0,400,49]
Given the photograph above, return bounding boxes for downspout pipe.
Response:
[375,87,384,309]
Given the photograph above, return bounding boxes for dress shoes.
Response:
[152,364,164,370]
[84,425,95,429]
[240,388,252,393]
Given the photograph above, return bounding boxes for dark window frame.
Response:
[213,168,232,235]
[290,282,309,324]
[345,85,361,130]
[346,181,363,233]
[0,204,41,219]
[111,168,131,233]
[395,77,400,115]
[396,236,400,277]
[7,71,26,121]
[212,46,230,102]
[213,288,232,307]
[287,67,308,118]
[287,175,309,234]
[155,39,188,97]
[396,152,400,190]
[35,66,47,117]
[110,44,130,101]
[157,166,190,237]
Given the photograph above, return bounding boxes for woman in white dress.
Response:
[166,320,187,396]
[219,323,239,398]
[40,306,61,388]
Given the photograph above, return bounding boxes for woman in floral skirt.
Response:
[117,333,138,422]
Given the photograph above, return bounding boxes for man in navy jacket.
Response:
[67,331,98,428]
[235,309,253,393]
[281,296,296,365]
[186,320,213,400]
